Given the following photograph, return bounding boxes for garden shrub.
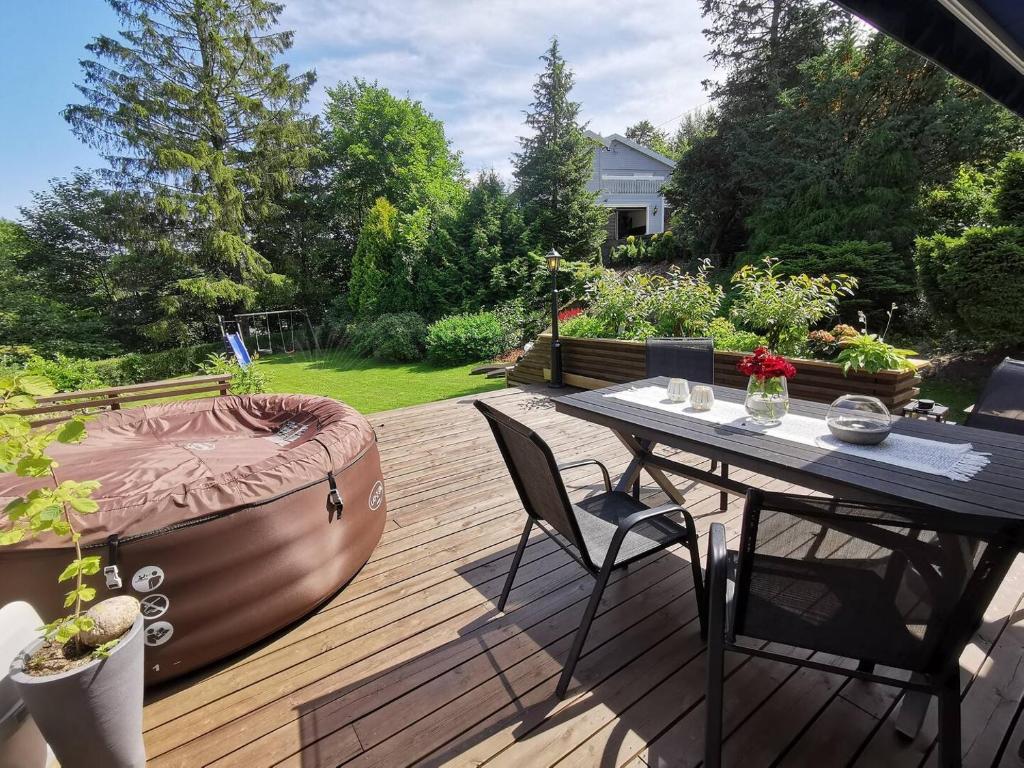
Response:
[560,313,612,339]
[346,312,428,362]
[609,231,685,264]
[23,354,106,392]
[493,299,547,350]
[426,312,506,364]
[21,343,222,393]
[764,241,915,324]
[993,152,1024,224]
[650,260,724,336]
[582,260,722,340]
[914,226,1024,346]
[729,257,857,354]
[707,318,765,353]
[200,353,268,394]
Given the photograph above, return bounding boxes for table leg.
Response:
[895,678,931,738]
[719,464,729,512]
[612,433,688,506]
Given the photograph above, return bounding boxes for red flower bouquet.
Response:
[737,347,797,381]
[738,348,795,425]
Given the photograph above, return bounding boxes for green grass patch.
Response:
[917,377,981,424]
[257,351,504,413]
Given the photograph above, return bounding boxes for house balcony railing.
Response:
[601,178,665,194]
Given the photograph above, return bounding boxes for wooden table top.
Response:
[554,377,1024,531]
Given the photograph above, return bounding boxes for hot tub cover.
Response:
[0,395,387,684]
[2,394,377,545]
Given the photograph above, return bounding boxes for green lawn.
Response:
[257,351,504,413]
[917,377,981,424]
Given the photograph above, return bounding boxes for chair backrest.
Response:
[474,400,589,560]
[645,337,714,384]
[731,490,1014,673]
[965,357,1024,435]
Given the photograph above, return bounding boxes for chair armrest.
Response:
[557,458,612,493]
[706,523,729,641]
[615,503,698,543]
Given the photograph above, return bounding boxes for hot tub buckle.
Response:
[327,472,344,522]
[104,565,123,590]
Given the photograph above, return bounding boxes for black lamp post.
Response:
[546,248,564,388]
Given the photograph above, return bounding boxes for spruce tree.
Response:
[513,38,606,262]
[64,0,316,342]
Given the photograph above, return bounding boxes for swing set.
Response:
[218,309,320,357]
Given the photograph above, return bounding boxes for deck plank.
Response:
[143,385,1024,767]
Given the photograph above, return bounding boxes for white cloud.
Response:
[280,0,716,178]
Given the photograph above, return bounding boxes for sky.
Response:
[0,0,716,220]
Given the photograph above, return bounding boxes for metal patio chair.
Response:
[704,489,1016,768]
[645,337,715,385]
[645,337,728,510]
[475,399,706,699]
[964,357,1024,436]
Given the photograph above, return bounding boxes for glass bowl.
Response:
[826,395,892,445]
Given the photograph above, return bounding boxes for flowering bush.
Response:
[737,347,797,381]
[832,324,858,338]
[557,308,583,323]
[730,257,857,354]
[805,330,838,359]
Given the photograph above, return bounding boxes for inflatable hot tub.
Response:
[0,394,386,685]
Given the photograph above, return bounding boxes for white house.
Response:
[585,131,676,241]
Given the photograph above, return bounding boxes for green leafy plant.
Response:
[0,373,105,650]
[707,318,765,353]
[581,260,722,340]
[560,313,612,339]
[425,312,506,365]
[200,354,268,395]
[651,260,724,336]
[729,257,858,353]
[834,334,917,374]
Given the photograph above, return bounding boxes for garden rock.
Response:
[81,596,140,646]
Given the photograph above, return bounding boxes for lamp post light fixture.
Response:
[547,248,564,388]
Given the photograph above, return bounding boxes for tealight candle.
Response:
[667,378,690,403]
[690,385,715,411]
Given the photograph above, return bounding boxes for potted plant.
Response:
[0,373,145,768]
[738,347,797,426]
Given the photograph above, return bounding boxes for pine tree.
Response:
[513,38,606,262]
[64,0,316,342]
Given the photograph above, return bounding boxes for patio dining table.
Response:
[554,376,1024,736]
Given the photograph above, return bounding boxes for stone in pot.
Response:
[80,596,140,647]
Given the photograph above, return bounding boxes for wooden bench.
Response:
[12,374,233,426]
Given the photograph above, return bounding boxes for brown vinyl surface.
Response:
[0,395,387,684]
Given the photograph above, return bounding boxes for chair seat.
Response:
[573,492,688,566]
[726,552,927,669]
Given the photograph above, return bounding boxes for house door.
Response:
[616,208,647,238]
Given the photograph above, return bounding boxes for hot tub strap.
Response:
[313,438,344,522]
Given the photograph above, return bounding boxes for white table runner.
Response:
[606,385,990,482]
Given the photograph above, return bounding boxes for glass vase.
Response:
[744,375,789,426]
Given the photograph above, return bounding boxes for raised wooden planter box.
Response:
[508,335,924,408]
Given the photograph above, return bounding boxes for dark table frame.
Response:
[555,378,1024,533]
[554,377,1024,737]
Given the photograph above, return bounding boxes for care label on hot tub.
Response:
[269,420,310,445]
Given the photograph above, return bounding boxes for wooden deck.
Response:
[142,385,1024,767]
